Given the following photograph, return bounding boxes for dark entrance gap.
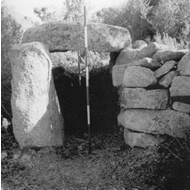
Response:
[52,65,120,137]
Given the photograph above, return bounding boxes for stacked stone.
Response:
[112,42,190,148]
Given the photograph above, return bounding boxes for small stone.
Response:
[153,49,188,62]
[20,154,33,168]
[124,128,164,148]
[172,102,190,113]
[170,76,190,97]
[154,60,177,78]
[177,51,190,76]
[159,71,179,88]
[120,88,168,109]
[132,40,147,49]
[1,151,8,160]
[122,66,157,87]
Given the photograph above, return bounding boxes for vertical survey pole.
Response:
[77,51,81,86]
[84,6,91,154]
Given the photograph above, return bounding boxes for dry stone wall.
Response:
[113,42,190,148]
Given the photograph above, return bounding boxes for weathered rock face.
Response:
[112,64,128,87]
[22,22,132,52]
[159,71,179,88]
[118,109,190,138]
[120,88,168,109]
[172,102,190,113]
[153,49,188,62]
[170,76,190,97]
[177,51,190,76]
[115,42,168,65]
[122,66,157,87]
[124,129,164,148]
[10,42,64,148]
[154,60,177,78]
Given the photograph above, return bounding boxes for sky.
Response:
[4,0,126,21]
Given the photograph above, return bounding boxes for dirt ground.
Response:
[2,127,190,190]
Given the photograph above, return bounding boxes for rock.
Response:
[20,154,33,168]
[116,42,168,65]
[170,76,190,97]
[22,22,132,52]
[132,40,147,49]
[153,49,188,62]
[118,109,190,138]
[112,64,128,86]
[10,42,64,148]
[122,66,157,87]
[177,51,190,76]
[1,151,8,160]
[159,71,179,88]
[127,58,161,70]
[154,60,177,78]
[172,102,190,113]
[124,128,164,148]
[120,88,168,109]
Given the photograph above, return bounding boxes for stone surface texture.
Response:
[115,42,168,65]
[124,129,164,148]
[122,66,157,87]
[159,71,179,88]
[22,22,132,52]
[118,109,190,138]
[120,88,168,109]
[10,42,64,148]
[154,60,177,78]
[172,102,190,113]
[170,76,190,96]
[177,51,190,76]
[153,49,188,62]
[132,40,147,49]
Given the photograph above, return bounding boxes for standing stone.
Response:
[172,102,190,113]
[170,76,190,97]
[124,129,164,148]
[154,60,177,78]
[122,66,157,87]
[10,42,64,148]
[159,71,179,88]
[177,51,190,76]
[120,88,168,109]
[118,109,190,138]
[153,49,188,62]
[22,22,132,52]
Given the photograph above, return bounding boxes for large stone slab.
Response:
[122,66,157,87]
[154,60,177,78]
[120,88,168,109]
[124,129,164,148]
[22,22,132,52]
[10,42,64,148]
[159,71,179,88]
[153,49,188,62]
[177,51,190,76]
[172,102,190,113]
[115,42,168,65]
[118,109,190,138]
[170,76,190,96]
